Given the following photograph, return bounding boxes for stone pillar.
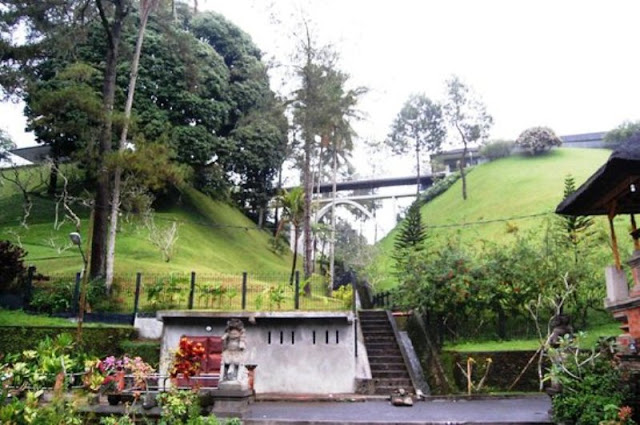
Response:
[604,265,629,307]
[628,250,640,297]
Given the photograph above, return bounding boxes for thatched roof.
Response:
[555,140,640,216]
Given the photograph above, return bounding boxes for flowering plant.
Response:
[169,337,206,379]
[84,355,154,393]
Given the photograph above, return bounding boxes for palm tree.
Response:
[274,187,305,285]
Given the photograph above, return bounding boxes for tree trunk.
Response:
[47,157,59,196]
[273,164,282,236]
[496,305,506,339]
[415,142,421,195]
[289,228,298,285]
[459,143,468,201]
[91,0,127,279]
[303,136,313,280]
[105,0,157,293]
[329,145,337,295]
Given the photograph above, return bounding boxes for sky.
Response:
[2,0,640,239]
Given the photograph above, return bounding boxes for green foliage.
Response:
[373,148,613,290]
[393,202,427,262]
[549,336,632,425]
[1,333,89,390]
[515,126,562,155]
[392,216,607,343]
[0,128,16,160]
[419,172,461,204]
[388,93,446,177]
[333,284,353,309]
[157,389,203,425]
[480,139,513,160]
[119,340,161,367]
[0,240,27,291]
[605,120,640,145]
[0,391,81,425]
[0,326,135,358]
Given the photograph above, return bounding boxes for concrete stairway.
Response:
[359,310,414,395]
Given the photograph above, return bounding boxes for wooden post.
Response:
[608,213,621,270]
[72,272,81,315]
[632,214,640,250]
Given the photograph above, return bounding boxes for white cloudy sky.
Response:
[2,0,639,237]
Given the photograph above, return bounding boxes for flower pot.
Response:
[107,394,121,406]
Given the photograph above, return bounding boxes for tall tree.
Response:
[105,0,160,292]
[290,21,364,280]
[274,187,305,285]
[90,0,131,279]
[443,76,493,200]
[388,94,446,194]
[0,129,15,160]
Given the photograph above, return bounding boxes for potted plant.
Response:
[169,337,206,387]
[88,356,154,405]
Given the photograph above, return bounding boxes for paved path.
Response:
[244,395,553,425]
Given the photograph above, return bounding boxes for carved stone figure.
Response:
[221,318,246,383]
[549,314,574,348]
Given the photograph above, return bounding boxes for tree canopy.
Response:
[515,126,562,155]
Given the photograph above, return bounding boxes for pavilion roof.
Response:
[555,141,640,216]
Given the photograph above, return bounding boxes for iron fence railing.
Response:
[25,269,352,318]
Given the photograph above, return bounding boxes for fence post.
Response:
[132,272,142,325]
[72,272,81,315]
[294,271,300,310]
[241,272,247,310]
[24,266,35,307]
[188,271,196,309]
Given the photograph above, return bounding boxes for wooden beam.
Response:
[609,203,621,270]
[632,214,640,250]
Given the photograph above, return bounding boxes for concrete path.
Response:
[243,394,553,425]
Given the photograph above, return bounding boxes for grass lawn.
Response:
[0,166,297,276]
[372,148,633,290]
[445,321,621,352]
[0,308,131,328]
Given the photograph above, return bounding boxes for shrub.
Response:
[549,336,632,425]
[420,172,461,204]
[515,126,562,155]
[480,139,513,160]
[0,240,27,291]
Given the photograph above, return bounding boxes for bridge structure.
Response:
[283,173,443,252]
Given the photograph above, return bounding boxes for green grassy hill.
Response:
[0,170,294,276]
[374,147,632,290]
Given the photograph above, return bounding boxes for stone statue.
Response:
[549,314,574,348]
[221,318,246,383]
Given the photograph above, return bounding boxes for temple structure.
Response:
[556,141,640,352]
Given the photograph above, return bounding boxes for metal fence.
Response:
[26,269,352,317]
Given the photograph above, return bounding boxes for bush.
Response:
[119,340,161,367]
[0,240,27,291]
[549,337,632,425]
[0,326,136,357]
[515,126,562,155]
[480,139,513,160]
[420,172,461,204]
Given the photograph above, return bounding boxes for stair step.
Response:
[372,370,411,378]
[368,362,406,370]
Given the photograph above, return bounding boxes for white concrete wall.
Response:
[134,316,164,339]
[159,312,359,394]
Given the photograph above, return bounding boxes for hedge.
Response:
[119,339,161,367]
[0,326,136,357]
